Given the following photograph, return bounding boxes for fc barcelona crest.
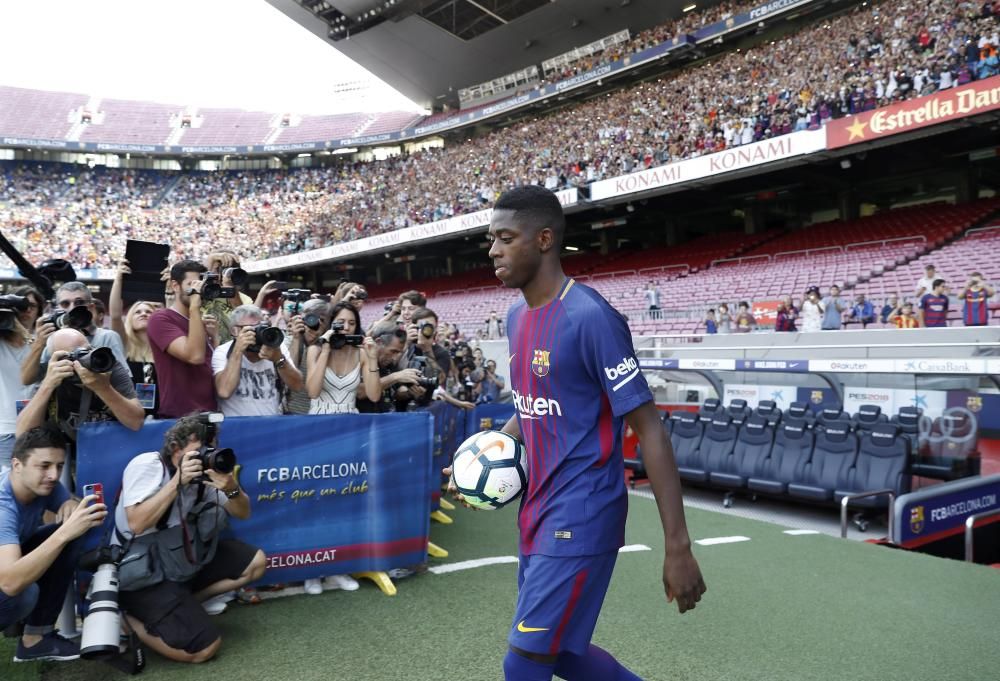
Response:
[910,506,925,535]
[531,349,551,378]
[967,396,983,413]
[810,390,824,404]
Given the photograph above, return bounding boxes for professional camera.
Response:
[66,347,116,374]
[417,320,436,340]
[247,323,284,354]
[80,562,123,659]
[281,288,312,304]
[78,545,146,671]
[198,272,235,301]
[194,445,237,478]
[40,306,93,331]
[0,294,28,332]
[407,355,440,392]
[195,411,224,445]
[323,319,365,349]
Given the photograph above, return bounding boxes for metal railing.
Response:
[840,490,896,543]
[965,508,1000,562]
[638,264,690,277]
[774,245,844,259]
[710,254,773,267]
[844,235,927,252]
[965,224,1000,238]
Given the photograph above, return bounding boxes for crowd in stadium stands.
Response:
[541,0,748,83]
[2,1,999,271]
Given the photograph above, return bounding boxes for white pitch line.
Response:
[428,544,652,575]
[694,535,751,546]
[618,544,652,553]
[783,529,821,536]
[428,556,519,574]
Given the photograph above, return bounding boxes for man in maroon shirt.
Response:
[147,260,218,417]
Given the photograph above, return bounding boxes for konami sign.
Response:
[589,128,825,201]
[827,75,1000,150]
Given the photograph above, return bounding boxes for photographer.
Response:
[477,359,505,404]
[201,252,253,345]
[21,281,128,387]
[405,308,456,388]
[356,323,425,414]
[0,425,107,662]
[16,329,144,438]
[147,260,218,418]
[284,298,330,415]
[306,303,379,415]
[0,295,31,469]
[212,305,302,417]
[113,416,265,663]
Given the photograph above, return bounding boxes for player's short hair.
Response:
[13,424,67,463]
[494,185,565,246]
[932,278,946,289]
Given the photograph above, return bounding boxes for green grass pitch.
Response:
[2,494,998,680]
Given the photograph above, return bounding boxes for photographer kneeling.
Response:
[16,329,144,438]
[113,415,265,663]
[0,425,107,662]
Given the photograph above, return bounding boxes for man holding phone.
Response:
[0,425,107,662]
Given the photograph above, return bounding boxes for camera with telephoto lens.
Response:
[41,306,94,331]
[64,347,116,376]
[324,319,365,349]
[194,445,237,482]
[0,294,29,332]
[407,355,440,392]
[246,323,284,354]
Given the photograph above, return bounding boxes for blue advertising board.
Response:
[893,474,1000,547]
[76,413,433,583]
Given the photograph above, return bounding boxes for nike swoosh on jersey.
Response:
[516,620,549,633]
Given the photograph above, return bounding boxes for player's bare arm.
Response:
[625,401,707,614]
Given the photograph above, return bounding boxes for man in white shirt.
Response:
[113,416,265,663]
[915,263,941,299]
[211,306,303,417]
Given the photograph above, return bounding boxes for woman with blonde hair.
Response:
[111,259,162,417]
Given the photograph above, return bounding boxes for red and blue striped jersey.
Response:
[962,288,990,326]
[920,293,949,328]
[506,278,652,557]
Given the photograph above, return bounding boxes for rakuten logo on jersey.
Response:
[604,356,638,381]
[513,390,563,419]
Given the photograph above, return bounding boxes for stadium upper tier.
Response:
[359,199,1000,336]
[0,1,997,271]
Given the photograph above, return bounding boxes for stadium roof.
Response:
[266,0,723,108]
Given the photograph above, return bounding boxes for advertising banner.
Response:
[77,414,433,583]
[826,75,1000,150]
[588,129,826,201]
[894,474,1000,547]
[723,384,760,408]
[843,386,895,416]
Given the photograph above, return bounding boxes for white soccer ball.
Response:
[451,430,528,510]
